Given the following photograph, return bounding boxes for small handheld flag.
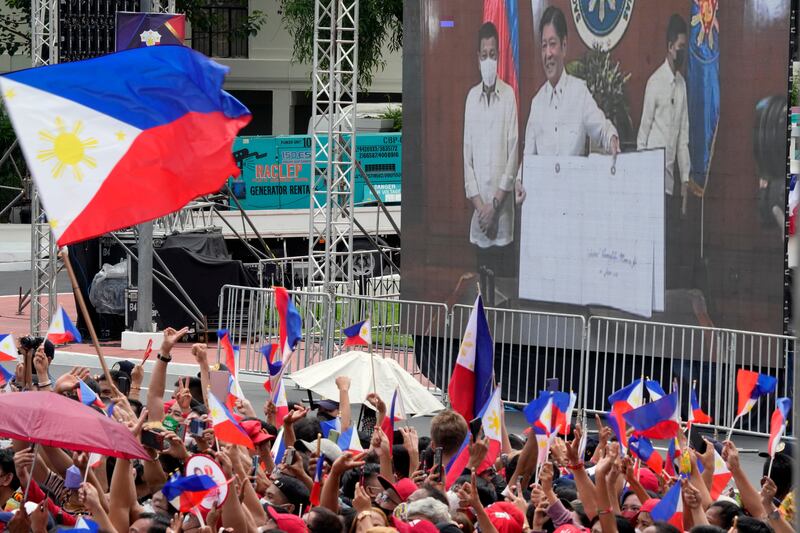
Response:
[768,398,791,459]
[0,365,14,390]
[735,369,777,418]
[274,287,302,358]
[650,480,683,531]
[78,379,106,410]
[0,334,16,361]
[628,435,663,475]
[162,473,217,513]
[309,453,325,506]
[622,390,681,440]
[688,387,712,425]
[46,305,82,344]
[343,318,371,347]
[208,391,254,449]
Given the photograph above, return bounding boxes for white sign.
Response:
[185,454,229,509]
[518,151,665,317]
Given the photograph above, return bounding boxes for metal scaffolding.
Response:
[29,0,59,335]
[307,0,359,294]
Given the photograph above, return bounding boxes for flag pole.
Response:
[60,247,115,390]
[725,415,740,442]
[767,454,775,479]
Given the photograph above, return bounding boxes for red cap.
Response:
[395,519,439,533]
[240,420,274,445]
[378,476,417,503]
[640,498,661,514]
[638,468,659,492]
[163,399,176,414]
[485,502,525,533]
[266,506,307,533]
[554,526,590,533]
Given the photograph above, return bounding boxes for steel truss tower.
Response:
[307,0,359,294]
[29,0,59,335]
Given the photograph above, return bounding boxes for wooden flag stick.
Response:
[61,247,115,389]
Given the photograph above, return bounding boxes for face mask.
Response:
[673,48,686,68]
[621,510,638,524]
[480,57,498,88]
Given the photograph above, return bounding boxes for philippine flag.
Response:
[482,0,519,102]
[208,391,254,449]
[0,365,14,390]
[650,480,683,531]
[664,437,680,477]
[0,334,16,361]
[273,377,289,423]
[445,434,471,490]
[271,428,286,463]
[735,369,777,418]
[623,390,681,440]
[380,388,406,453]
[608,379,644,448]
[319,417,341,439]
[552,391,577,436]
[274,287,302,358]
[78,379,106,410]
[476,387,503,472]
[337,426,364,453]
[645,380,666,401]
[162,473,217,513]
[343,318,371,347]
[524,392,554,435]
[71,517,100,533]
[628,435,663,475]
[449,294,494,421]
[688,388,712,426]
[768,397,792,458]
[260,343,282,394]
[309,453,325,506]
[0,46,249,246]
[709,447,732,499]
[218,329,238,376]
[46,305,82,344]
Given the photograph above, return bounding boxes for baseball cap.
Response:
[395,519,439,533]
[759,440,795,458]
[317,399,340,411]
[640,498,660,515]
[637,468,659,493]
[554,526,590,533]
[378,476,417,503]
[484,502,525,533]
[294,438,342,462]
[240,420,274,445]
[273,475,310,509]
[266,505,307,533]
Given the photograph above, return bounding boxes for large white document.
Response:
[518,151,665,317]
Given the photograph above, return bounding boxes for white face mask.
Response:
[480,57,498,88]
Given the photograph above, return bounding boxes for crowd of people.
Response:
[0,327,795,533]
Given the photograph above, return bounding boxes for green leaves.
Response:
[278,0,402,90]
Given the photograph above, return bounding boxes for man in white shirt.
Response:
[463,21,519,304]
[638,14,690,288]
[520,6,620,160]
[638,14,690,212]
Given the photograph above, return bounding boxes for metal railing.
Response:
[259,247,401,296]
[217,284,794,437]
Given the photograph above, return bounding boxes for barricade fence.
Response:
[217,284,794,438]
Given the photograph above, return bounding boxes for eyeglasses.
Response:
[376,491,401,507]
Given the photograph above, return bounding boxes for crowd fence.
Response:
[217,284,795,438]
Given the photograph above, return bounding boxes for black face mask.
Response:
[673,48,686,68]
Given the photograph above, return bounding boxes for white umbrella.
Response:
[288,350,446,416]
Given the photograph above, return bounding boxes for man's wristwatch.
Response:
[492,197,500,210]
[157,352,172,363]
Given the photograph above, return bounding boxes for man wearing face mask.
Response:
[637,14,690,288]
[462,21,519,304]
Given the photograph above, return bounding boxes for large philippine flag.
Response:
[0,46,250,246]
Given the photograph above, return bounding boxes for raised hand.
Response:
[365,392,386,414]
[283,406,309,426]
[160,326,189,355]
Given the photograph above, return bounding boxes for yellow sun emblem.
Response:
[37,117,98,182]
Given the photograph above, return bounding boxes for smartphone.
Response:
[517,475,523,490]
[141,429,166,450]
[283,447,296,465]
[117,375,131,397]
[252,455,260,475]
[500,453,509,468]
[433,447,443,473]
[328,430,340,444]
[689,428,708,454]
[468,417,483,441]
[189,419,207,436]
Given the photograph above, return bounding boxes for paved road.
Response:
[0,269,71,296]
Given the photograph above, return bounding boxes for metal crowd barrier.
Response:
[217,283,794,438]
[258,247,401,297]
[584,316,796,438]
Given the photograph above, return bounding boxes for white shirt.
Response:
[637,58,691,195]
[522,72,618,158]
[463,78,519,248]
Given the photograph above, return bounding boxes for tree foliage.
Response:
[279,0,402,90]
[0,0,267,57]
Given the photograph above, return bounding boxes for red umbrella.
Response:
[0,391,150,459]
